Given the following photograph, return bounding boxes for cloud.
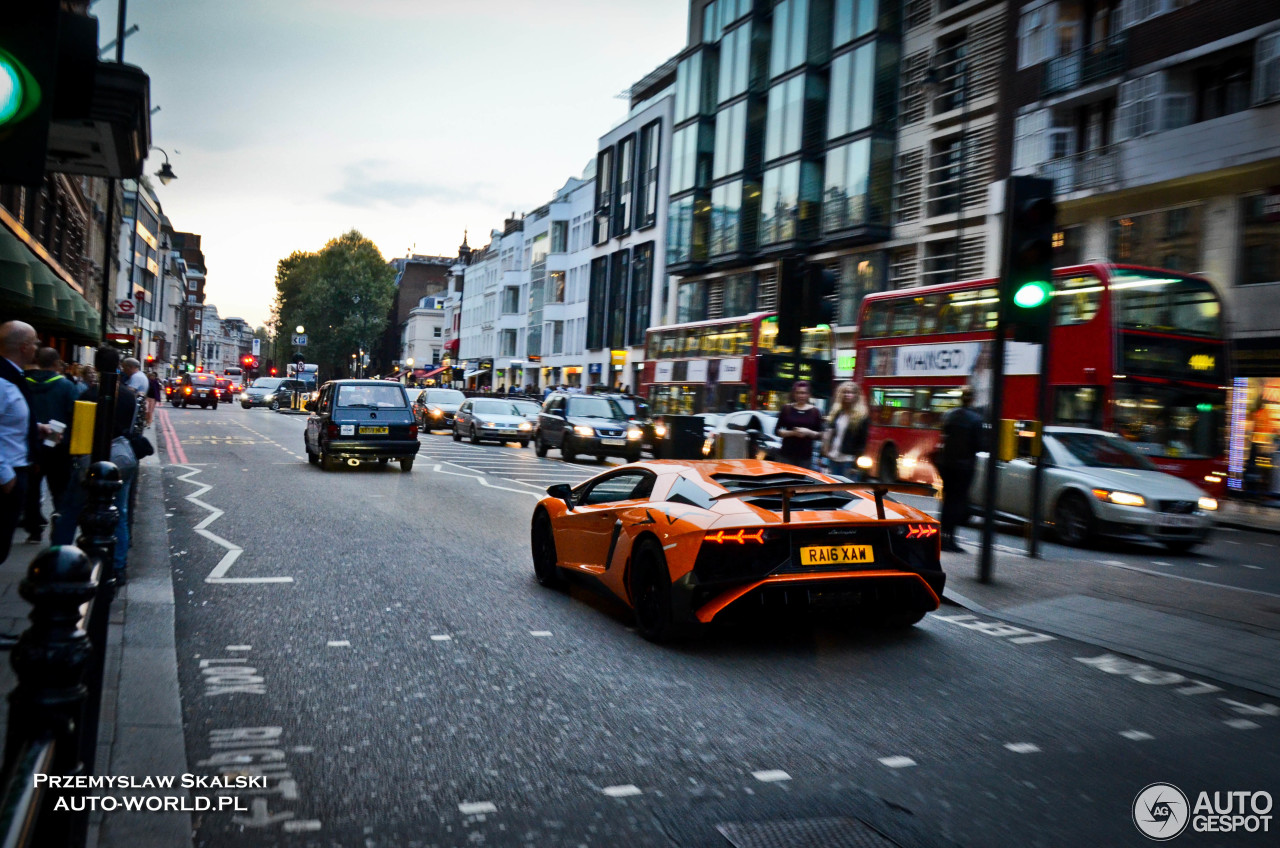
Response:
[326,161,496,209]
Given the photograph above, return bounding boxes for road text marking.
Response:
[1120,730,1154,741]
[602,785,643,798]
[879,756,917,768]
[752,770,791,782]
[1004,743,1041,754]
[458,801,497,815]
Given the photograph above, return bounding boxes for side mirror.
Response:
[304,400,316,412]
[546,483,574,510]
[726,422,747,431]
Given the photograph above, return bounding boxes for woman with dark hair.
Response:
[776,380,824,470]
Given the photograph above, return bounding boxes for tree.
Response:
[271,231,396,378]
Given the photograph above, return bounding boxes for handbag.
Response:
[127,432,155,459]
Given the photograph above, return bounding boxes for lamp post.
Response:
[405,357,414,386]
[151,146,178,186]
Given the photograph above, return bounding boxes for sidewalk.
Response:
[1215,497,1280,534]
[1,456,192,848]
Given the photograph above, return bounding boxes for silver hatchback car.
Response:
[971,426,1217,553]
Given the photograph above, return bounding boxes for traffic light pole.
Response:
[1027,311,1055,558]
[978,322,1005,584]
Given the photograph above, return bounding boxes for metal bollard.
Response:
[77,461,121,590]
[3,546,98,846]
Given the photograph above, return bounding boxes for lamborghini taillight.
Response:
[906,524,938,539]
[704,528,766,544]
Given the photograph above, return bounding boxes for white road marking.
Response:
[1151,561,1173,567]
[1073,560,1280,599]
[430,634,452,641]
[1197,562,1219,568]
[1225,719,1260,730]
[1225,539,1241,545]
[1242,564,1263,570]
[327,640,350,647]
[458,801,497,815]
[530,631,553,637]
[291,746,314,753]
[173,465,293,584]
[1004,743,1041,754]
[752,770,791,782]
[281,821,322,833]
[1100,560,1125,566]
[602,785,643,798]
[878,756,917,768]
[226,645,252,651]
[1120,730,1154,741]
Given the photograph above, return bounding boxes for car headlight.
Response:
[573,425,595,437]
[238,393,248,400]
[654,423,668,438]
[1092,489,1145,507]
[476,418,491,428]
[626,427,643,440]
[1197,496,1218,511]
[856,455,873,469]
[518,421,532,431]
[264,394,275,401]
[430,408,443,417]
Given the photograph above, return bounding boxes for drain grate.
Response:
[717,817,903,848]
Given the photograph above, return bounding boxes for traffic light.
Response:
[776,255,805,348]
[802,264,837,329]
[1001,176,1057,344]
[0,2,59,185]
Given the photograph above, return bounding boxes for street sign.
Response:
[116,298,135,321]
[292,334,307,346]
[252,338,261,356]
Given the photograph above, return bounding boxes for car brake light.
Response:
[408,424,417,438]
[327,423,339,438]
[184,387,192,394]
[705,529,765,544]
[906,525,938,539]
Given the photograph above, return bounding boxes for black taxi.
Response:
[304,380,420,471]
[174,373,220,409]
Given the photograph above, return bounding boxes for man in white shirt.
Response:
[1,322,42,563]
[121,357,149,396]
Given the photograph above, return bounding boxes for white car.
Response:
[453,398,535,446]
[971,426,1217,553]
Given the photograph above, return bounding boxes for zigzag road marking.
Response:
[172,464,294,585]
[428,460,541,498]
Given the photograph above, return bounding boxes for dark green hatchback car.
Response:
[304,380,420,471]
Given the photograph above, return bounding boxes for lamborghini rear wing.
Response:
[712,481,937,522]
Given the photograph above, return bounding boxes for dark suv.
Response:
[304,380,420,471]
[535,393,643,463]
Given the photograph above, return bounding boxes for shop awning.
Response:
[417,364,447,378]
[463,368,488,379]
[0,227,34,309]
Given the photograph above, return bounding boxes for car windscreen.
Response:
[190,375,216,385]
[472,400,521,416]
[1049,432,1158,471]
[425,390,465,405]
[335,385,407,408]
[512,401,540,415]
[566,396,626,419]
[251,378,284,389]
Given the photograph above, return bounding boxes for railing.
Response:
[1038,146,1121,194]
[0,349,124,848]
[1043,33,1129,96]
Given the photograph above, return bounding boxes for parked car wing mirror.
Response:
[726,421,747,431]
[546,483,574,511]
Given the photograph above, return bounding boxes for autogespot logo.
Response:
[1134,783,1190,840]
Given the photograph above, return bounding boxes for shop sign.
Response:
[610,349,627,366]
[588,363,603,376]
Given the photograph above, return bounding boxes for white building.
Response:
[401,295,447,376]
[535,175,596,389]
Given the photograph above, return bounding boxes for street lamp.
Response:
[296,325,305,335]
[151,146,178,185]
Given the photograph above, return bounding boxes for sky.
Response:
[98,0,690,328]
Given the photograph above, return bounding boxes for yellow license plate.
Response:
[799,544,875,566]
[358,426,389,435]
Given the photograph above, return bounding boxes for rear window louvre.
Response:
[711,472,857,512]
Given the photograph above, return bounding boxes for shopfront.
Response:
[1229,336,1280,497]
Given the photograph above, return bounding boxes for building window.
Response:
[675,51,715,122]
[548,271,565,303]
[670,124,713,194]
[1018,5,1056,70]
[677,281,707,323]
[932,31,968,114]
[769,0,811,79]
[764,75,805,162]
[713,102,748,178]
[499,330,518,357]
[718,22,753,103]
[635,120,661,229]
[550,320,565,355]
[433,326,442,337]
[759,160,820,245]
[905,0,929,30]
[710,181,744,256]
[1053,225,1084,266]
[502,286,520,314]
[188,279,197,290]
[608,249,630,350]
[1255,32,1280,104]
[837,252,883,326]
[823,138,891,233]
[921,240,958,286]
[594,146,614,244]
[899,52,929,125]
[828,43,875,140]
[926,136,962,217]
[550,221,568,253]
[586,257,609,349]
[628,242,655,346]
[613,134,635,238]
[833,0,880,48]
[1117,72,1192,139]
[1107,206,1203,269]
[1012,109,1050,171]
[1240,194,1280,285]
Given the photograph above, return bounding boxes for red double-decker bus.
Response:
[639,313,834,414]
[855,262,1229,496]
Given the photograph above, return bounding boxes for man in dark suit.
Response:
[1,321,57,564]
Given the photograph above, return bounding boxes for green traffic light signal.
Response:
[0,48,42,127]
[1013,279,1053,309]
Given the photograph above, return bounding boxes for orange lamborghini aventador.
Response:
[530,459,945,642]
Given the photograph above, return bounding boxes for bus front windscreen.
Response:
[1112,271,1223,338]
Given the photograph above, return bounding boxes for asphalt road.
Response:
[154,403,1279,847]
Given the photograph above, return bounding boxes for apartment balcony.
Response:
[1042,34,1128,97]
[1037,146,1121,195]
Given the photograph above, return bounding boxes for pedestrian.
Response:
[821,381,869,479]
[146,369,163,426]
[936,387,985,553]
[1,322,62,565]
[776,380,824,470]
[20,347,79,544]
[497,383,506,395]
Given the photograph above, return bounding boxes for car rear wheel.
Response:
[530,511,564,589]
[211,400,218,410]
[452,426,461,441]
[470,425,480,445]
[535,436,548,457]
[1054,492,1094,547]
[629,538,685,643]
[320,451,339,472]
[378,458,389,467]
[241,403,251,409]
[400,458,414,472]
[520,440,530,449]
[626,451,641,464]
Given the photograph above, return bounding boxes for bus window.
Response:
[659,332,678,358]
[863,302,889,338]
[800,326,833,360]
[874,388,914,426]
[918,296,942,335]
[889,301,919,336]
[941,288,998,333]
[1054,386,1104,429]
[1053,275,1102,326]
[1112,272,1222,337]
